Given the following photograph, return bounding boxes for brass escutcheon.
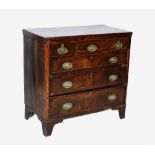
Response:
[89,72,93,79]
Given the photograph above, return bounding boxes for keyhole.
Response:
[90,55,93,60]
[88,91,92,96]
[89,72,93,79]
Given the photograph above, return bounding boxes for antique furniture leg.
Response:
[25,105,34,120]
[118,105,126,119]
[41,121,56,136]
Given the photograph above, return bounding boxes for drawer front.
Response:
[78,36,130,51]
[78,41,106,54]
[49,41,76,58]
[49,68,126,95]
[107,38,130,51]
[50,86,125,118]
[49,52,127,74]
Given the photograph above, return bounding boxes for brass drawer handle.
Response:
[62,62,72,70]
[115,40,122,49]
[62,103,73,110]
[109,74,118,81]
[87,44,97,53]
[62,81,73,89]
[57,43,69,55]
[108,94,117,101]
[109,57,118,64]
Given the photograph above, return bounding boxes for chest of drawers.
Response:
[23,25,132,136]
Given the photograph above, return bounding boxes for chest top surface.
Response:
[23,25,131,38]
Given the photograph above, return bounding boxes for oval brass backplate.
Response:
[87,44,97,53]
[62,103,73,110]
[109,74,118,81]
[62,62,72,70]
[109,57,118,64]
[108,94,117,101]
[62,81,73,89]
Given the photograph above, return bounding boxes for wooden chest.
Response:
[23,25,132,136]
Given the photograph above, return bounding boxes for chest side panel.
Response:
[24,35,48,121]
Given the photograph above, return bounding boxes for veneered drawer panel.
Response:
[49,41,76,58]
[50,86,125,118]
[49,52,127,74]
[78,41,106,54]
[107,38,130,51]
[49,68,126,96]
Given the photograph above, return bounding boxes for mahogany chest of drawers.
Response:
[23,25,132,136]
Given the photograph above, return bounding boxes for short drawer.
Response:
[49,68,126,96]
[77,41,106,54]
[49,86,125,118]
[49,40,76,58]
[49,52,127,74]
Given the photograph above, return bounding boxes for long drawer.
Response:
[49,51,127,74]
[49,86,125,119]
[49,68,126,96]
